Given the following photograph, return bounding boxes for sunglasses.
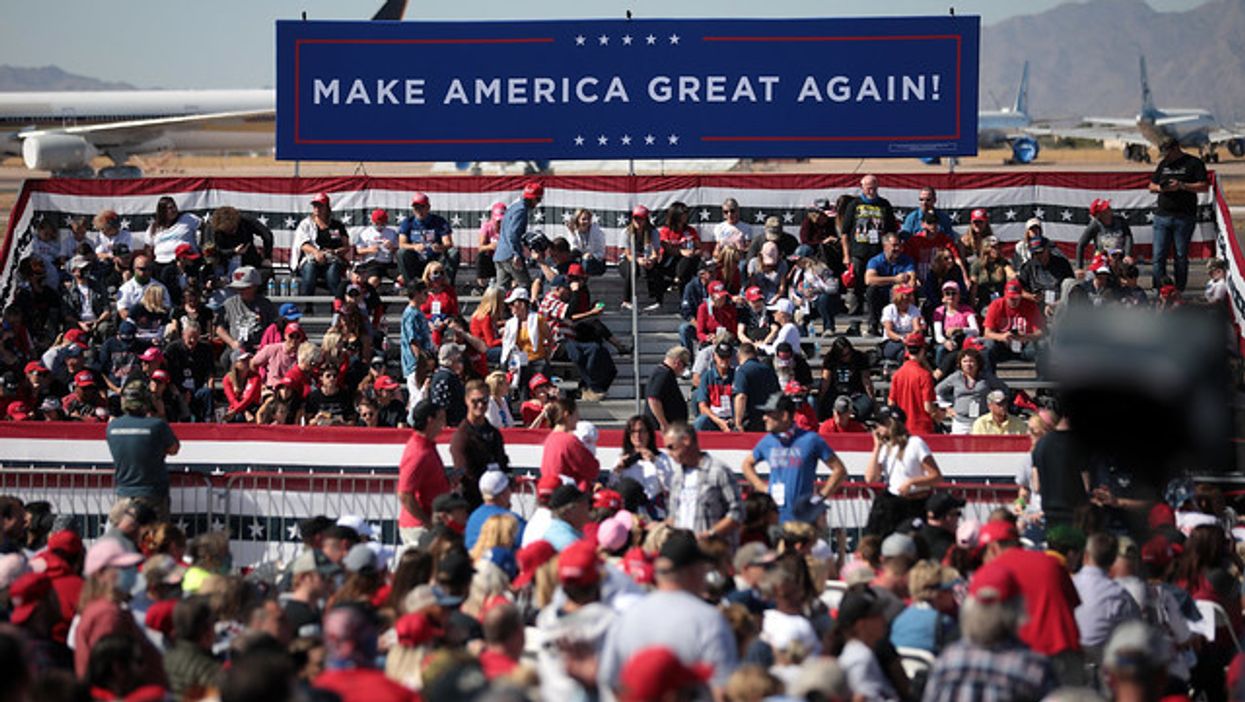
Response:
[943,290,959,296]
[468,397,488,406]
[722,208,738,213]
[919,197,935,203]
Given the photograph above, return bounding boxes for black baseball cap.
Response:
[713,342,734,358]
[836,587,886,630]
[658,531,713,570]
[548,484,587,510]
[926,493,966,519]
[432,493,469,514]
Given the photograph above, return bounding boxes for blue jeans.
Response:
[694,414,728,432]
[189,386,214,422]
[879,339,907,362]
[565,340,616,393]
[580,256,606,277]
[815,292,839,333]
[1151,213,1196,291]
[299,258,344,295]
[678,321,698,354]
[984,338,1038,373]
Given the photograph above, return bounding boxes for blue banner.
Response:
[276,16,979,162]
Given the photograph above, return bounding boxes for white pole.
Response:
[629,158,641,415]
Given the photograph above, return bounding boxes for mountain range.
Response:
[3,0,1245,125]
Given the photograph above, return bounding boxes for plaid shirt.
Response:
[539,292,573,342]
[665,451,742,536]
[922,638,1057,702]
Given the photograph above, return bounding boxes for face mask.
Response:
[116,566,138,594]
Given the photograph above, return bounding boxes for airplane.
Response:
[1052,56,1245,163]
[0,0,408,178]
[977,61,1041,164]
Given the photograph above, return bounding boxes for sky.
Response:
[0,0,1210,89]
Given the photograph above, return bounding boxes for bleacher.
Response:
[260,256,1130,429]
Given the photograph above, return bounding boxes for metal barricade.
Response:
[0,466,214,541]
[222,471,400,567]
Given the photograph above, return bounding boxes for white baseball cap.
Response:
[479,470,510,497]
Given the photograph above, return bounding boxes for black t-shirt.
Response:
[917,524,956,562]
[1151,153,1208,217]
[1031,430,1090,525]
[822,351,870,396]
[739,305,772,342]
[378,398,406,428]
[314,219,350,252]
[644,363,687,425]
[282,599,322,639]
[164,340,214,391]
[305,388,356,423]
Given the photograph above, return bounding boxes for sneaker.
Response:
[821,327,836,338]
[643,302,662,312]
[621,301,633,310]
[613,340,633,356]
[845,322,861,337]
[581,389,608,401]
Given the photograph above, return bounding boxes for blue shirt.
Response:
[400,304,433,376]
[890,603,956,653]
[865,252,916,291]
[398,213,452,259]
[496,199,529,262]
[542,518,580,552]
[900,209,957,240]
[464,504,527,551]
[732,358,780,426]
[751,428,834,523]
[680,278,708,321]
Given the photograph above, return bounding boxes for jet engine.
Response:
[1009,137,1039,164]
[21,134,98,172]
[1228,139,1245,159]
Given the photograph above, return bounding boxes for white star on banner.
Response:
[120,219,132,230]
[211,518,225,533]
[368,523,382,537]
[615,214,628,226]
[1004,209,1017,221]
[754,211,767,223]
[894,210,905,221]
[622,34,633,45]
[598,34,609,46]
[533,210,545,222]
[450,215,462,227]
[1033,208,1045,219]
[64,215,75,226]
[99,523,109,535]
[257,215,269,227]
[33,214,43,223]
[597,135,609,146]
[645,34,657,45]
[283,217,296,229]
[341,213,353,224]
[575,35,586,46]
[783,212,795,223]
[562,212,574,223]
[175,519,189,533]
[1145,211,1154,222]
[574,135,585,146]
[699,209,712,221]
[669,34,680,45]
[620,135,632,146]
[248,521,265,539]
[644,134,656,145]
[287,523,301,540]
[949,211,961,222]
[668,134,679,145]
[145,218,155,229]
[1116,210,1128,220]
[1060,209,1073,221]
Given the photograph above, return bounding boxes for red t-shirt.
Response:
[397,433,450,528]
[992,548,1081,656]
[314,668,419,702]
[520,400,548,428]
[539,430,600,491]
[795,404,818,431]
[659,226,700,259]
[983,297,1044,336]
[478,648,519,680]
[903,231,958,276]
[421,287,459,318]
[818,417,868,440]
[470,313,502,348]
[888,359,936,434]
[696,300,738,343]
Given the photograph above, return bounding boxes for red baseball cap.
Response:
[144,599,176,638]
[151,369,171,383]
[567,263,586,279]
[528,373,552,392]
[632,205,650,219]
[536,472,561,499]
[310,193,331,207]
[622,546,655,585]
[138,346,164,364]
[8,572,50,625]
[523,181,544,200]
[744,286,763,302]
[47,529,84,557]
[557,539,602,587]
[174,243,200,260]
[893,285,915,297]
[1089,198,1111,216]
[370,208,389,224]
[707,280,727,298]
[977,520,1019,551]
[1004,280,1025,299]
[6,401,31,421]
[970,208,989,222]
[1148,503,1176,530]
[903,331,926,348]
[1141,535,1175,569]
[410,192,430,207]
[968,562,1020,603]
[512,540,557,589]
[23,361,48,375]
[491,202,507,220]
[284,322,305,339]
[592,489,623,511]
[64,328,89,348]
[373,375,400,391]
[783,380,807,396]
[394,612,444,647]
[73,370,95,387]
[619,647,713,702]
[963,336,987,352]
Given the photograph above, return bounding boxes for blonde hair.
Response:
[93,209,119,230]
[908,559,958,602]
[421,261,446,285]
[461,561,511,619]
[297,342,321,368]
[725,665,783,702]
[532,559,559,609]
[472,286,505,323]
[469,514,519,561]
[141,285,167,314]
[567,207,593,232]
[485,371,508,398]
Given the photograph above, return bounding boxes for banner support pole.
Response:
[629,158,641,416]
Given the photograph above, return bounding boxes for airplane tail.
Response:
[1011,61,1030,116]
[372,0,407,20]
[1140,55,1156,113]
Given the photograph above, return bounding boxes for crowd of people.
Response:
[0,139,1240,701]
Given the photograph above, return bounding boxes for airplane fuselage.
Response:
[1135,108,1217,148]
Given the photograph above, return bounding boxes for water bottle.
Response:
[267,278,277,297]
[283,278,294,296]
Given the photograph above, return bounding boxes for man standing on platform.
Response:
[397,400,451,549]
[106,381,179,520]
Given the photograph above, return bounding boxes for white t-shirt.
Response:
[521,507,554,548]
[149,213,202,264]
[765,322,802,356]
[354,225,399,264]
[880,303,919,335]
[616,453,675,501]
[76,283,97,322]
[712,220,754,247]
[676,469,700,530]
[881,435,933,497]
[60,231,98,259]
[117,278,171,312]
[95,228,137,257]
